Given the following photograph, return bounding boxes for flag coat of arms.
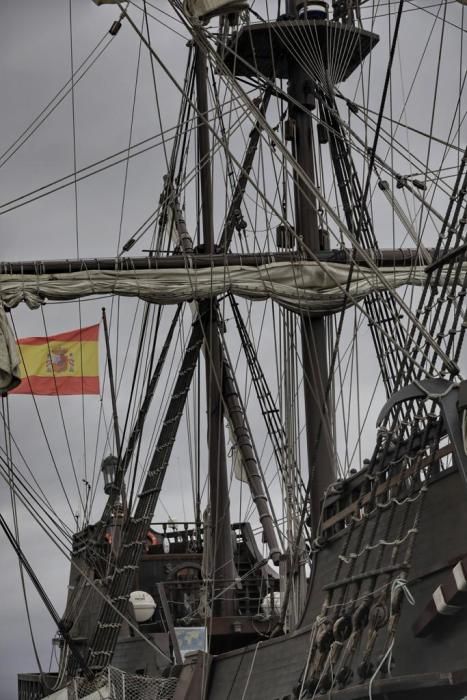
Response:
[11,324,100,396]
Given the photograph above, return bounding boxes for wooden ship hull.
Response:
[204,464,467,699]
[19,452,467,699]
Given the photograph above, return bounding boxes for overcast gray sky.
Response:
[0,1,466,698]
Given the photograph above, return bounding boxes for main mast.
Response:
[286,0,336,532]
[221,0,379,535]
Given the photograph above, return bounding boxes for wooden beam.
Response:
[413,557,467,637]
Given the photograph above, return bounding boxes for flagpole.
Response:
[102,307,127,515]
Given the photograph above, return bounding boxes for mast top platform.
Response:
[223,19,379,83]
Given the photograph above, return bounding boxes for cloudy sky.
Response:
[0,1,466,698]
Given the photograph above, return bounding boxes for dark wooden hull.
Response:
[205,466,467,699]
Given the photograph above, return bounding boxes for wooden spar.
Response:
[221,353,282,564]
[101,308,121,457]
[101,307,127,516]
[0,248,449,274]
[195,43,214,253]
[195,42,236,617]
[171,194,194,255]
[93,306,182,545]
[286,0,335,534]
[157,583,183,665]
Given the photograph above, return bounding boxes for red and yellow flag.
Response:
[11,324,99,396]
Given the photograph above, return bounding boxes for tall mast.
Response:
[286,0,335,532]
[219,0,377,534]
[195,42,236,616]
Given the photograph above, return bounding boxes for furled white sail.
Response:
[0,262,460,315]
[184,0,248,20]
[0,305,21,392]
[226,419,248,482]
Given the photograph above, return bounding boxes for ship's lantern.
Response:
[129,591,157,623]
[297,1,328,20]
[101,454,118,495]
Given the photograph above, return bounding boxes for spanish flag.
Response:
[11,324,100,396]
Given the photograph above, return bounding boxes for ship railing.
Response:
[107,666,178,700]
[17,673,58,700]
[319,439,455,540]
[148,520,252,541]
[156,576,278,622]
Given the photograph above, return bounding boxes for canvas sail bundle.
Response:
[0,261,459,315]
[184,0,249,20]
[0,305,21,392]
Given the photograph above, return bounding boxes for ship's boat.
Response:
[1,0,467,699]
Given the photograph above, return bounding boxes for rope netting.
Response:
[67,667,178,700]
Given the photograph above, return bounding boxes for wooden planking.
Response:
[208,627,311,699]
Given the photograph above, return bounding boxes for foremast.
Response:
[62,5,284,678]
[195,41,237,616]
